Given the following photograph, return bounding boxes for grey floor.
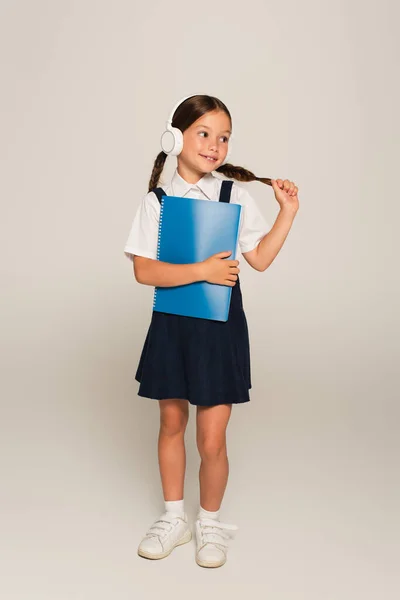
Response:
[2,360,398,600]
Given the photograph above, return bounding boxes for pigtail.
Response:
[216,163,272,187]
[148,151,168,192]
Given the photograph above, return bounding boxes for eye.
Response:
[198,131,229,143]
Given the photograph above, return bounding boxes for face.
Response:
[179,110,232,175]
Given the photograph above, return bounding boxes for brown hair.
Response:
[147,95,272,192]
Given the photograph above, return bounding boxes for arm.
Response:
[242,207,297,272]
[133,255,205,287]
[133,250,239,287]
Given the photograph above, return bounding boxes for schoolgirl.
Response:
[124,94,299,567]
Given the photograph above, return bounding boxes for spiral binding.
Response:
[153,197,165,309]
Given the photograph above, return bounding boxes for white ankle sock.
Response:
[198,504,220,521]
[164,499,185,517]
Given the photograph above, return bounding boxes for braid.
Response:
[148,151,168,192]
[216,163,272,186]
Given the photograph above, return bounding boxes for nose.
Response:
[208,139,218,151]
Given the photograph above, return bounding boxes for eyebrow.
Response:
[195,124,232,134]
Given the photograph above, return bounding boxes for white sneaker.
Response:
[137,511,192,560]
[195,517,238,568]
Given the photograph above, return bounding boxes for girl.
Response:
[124,94,299,568]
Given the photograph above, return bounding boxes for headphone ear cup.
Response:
[160,126,183,156]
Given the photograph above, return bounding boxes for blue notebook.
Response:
[153,195,242,322]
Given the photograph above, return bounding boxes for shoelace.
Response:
[197,518,239,551]
[145,512,183,541]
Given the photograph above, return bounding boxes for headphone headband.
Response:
[165,94,199,127]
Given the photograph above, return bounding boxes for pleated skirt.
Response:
[135,278,251,406]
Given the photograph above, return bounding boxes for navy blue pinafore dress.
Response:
[135,180,252,407]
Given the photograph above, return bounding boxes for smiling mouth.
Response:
[200,154,218,162]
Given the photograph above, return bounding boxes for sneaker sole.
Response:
[137,528,192,560]
[195,554,226,568]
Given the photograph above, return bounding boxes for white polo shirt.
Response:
[124,168,270,261]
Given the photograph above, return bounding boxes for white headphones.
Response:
[160,94,232,166]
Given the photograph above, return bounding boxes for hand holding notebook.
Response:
[200,250,240,286]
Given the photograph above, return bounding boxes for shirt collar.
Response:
[171,168,218,200]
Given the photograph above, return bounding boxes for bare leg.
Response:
[158,399,189,501]
[196,404,232,511]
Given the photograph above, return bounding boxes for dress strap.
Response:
[152,187,167,205]
[218,180,233,203]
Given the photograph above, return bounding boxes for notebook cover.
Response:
[153,195,242,322]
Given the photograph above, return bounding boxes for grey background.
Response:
[1,0,399,598]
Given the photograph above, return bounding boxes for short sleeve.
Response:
[124,191,160,261]
[236,186,271,254]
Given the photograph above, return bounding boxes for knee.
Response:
[160,407,189,437]
[197,437,226,461]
